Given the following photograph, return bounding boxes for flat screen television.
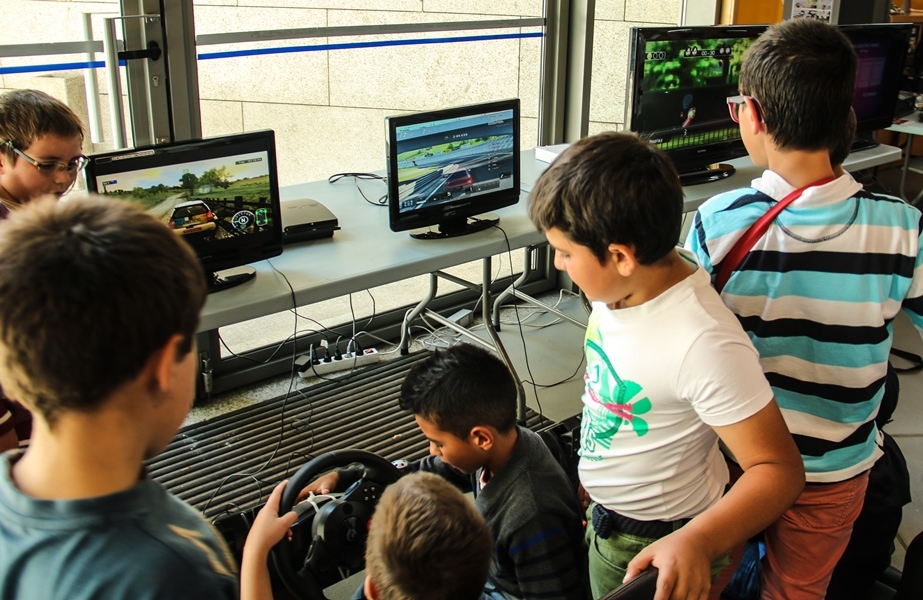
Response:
[386,99,520,239]
[839,23,914,148]
[85,130,284,292]
[625,25,767,185]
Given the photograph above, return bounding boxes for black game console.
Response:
[281,198,340,244]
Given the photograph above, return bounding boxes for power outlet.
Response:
[448,308,474,328]
[298,348,381,378]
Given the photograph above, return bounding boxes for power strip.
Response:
[297,348,381,378]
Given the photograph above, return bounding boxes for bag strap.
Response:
[890,347,923,372]
[714,177,835,294]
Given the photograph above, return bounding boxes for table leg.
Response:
[901,133,915,202]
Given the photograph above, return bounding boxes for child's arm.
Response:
[625,400,803,600]
[295,456,470,502]
[240,481,299,600]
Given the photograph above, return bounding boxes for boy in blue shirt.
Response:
[0,196,296,600]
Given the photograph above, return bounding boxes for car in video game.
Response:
[169,200,217,236]
[444,168,474,193]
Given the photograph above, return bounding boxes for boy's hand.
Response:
[576,483,591,510]
[624,529,711,600]
[295,471,339,502]
[244,481,299,560]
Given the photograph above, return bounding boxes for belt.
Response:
[591,503,689,540]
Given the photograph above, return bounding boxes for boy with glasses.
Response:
[0,89,87,453]
[0,89,87,213]
[686,19,923,599]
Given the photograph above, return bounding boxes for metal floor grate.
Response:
[146,351,553,522]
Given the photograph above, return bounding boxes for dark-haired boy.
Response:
[0,88,88,453]
[528,131,804,600]
[301,342,587,600]
[0,196,296,600]
[686,18,923,600]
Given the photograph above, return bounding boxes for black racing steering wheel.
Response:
[271,449,402,599]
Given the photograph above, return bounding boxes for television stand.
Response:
[409,213,499,239]
[678,163,735,186]
[208,266,256,293]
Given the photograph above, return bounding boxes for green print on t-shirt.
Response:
[581,333,652,458]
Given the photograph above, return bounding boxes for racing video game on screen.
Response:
[93,152,274,254]
[395,109,515,213]
[638,37,755,150]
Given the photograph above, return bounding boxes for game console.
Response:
[281,198,339,244]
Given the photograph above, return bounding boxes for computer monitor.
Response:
[85,130,284,293]
[839,23,914,147]
[625,25,767,185]
[385,99,520,239]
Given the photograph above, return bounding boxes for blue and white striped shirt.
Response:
[686,171,923,482]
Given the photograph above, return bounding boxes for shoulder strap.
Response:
[714,177,835,294]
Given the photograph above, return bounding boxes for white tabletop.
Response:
[889,112,923,136]
[200,154,548,332]
[200,144,901,332]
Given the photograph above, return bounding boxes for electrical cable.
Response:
[485,225,587,418]
[328,172,388,206]
[204,259,301,519]
[217,326,328,364]
[489,222,544,419]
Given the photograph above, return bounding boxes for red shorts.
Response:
[761,471,870,600]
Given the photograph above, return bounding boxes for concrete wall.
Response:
[1,0,683,184]
[588,0,683,135]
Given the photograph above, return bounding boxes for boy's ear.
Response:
[469,425,495,451]
[607,243,638,277]
[147,334,185,399]
[742,96,765,137]
[363,576,378,600]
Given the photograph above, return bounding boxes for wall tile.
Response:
[624,0,681,24]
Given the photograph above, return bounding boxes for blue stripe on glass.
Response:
[199,32,544,60]
[0,60,124,75]
[0,31,544,75]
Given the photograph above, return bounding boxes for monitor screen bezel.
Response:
[84,130,285,276]
[385,98,521,234]
[624,25,768,175]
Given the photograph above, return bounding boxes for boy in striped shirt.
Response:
[686,18,923,600]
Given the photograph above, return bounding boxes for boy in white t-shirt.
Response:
[527,131,804,600]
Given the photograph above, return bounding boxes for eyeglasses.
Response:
[726,95,765,124]
[3,141,89,177]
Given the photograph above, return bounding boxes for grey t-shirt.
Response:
[0,451,239,599]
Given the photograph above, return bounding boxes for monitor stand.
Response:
[850,136,880,153]
[409,213,499,240]
[678,163,736,186]
[208,266,256,293]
